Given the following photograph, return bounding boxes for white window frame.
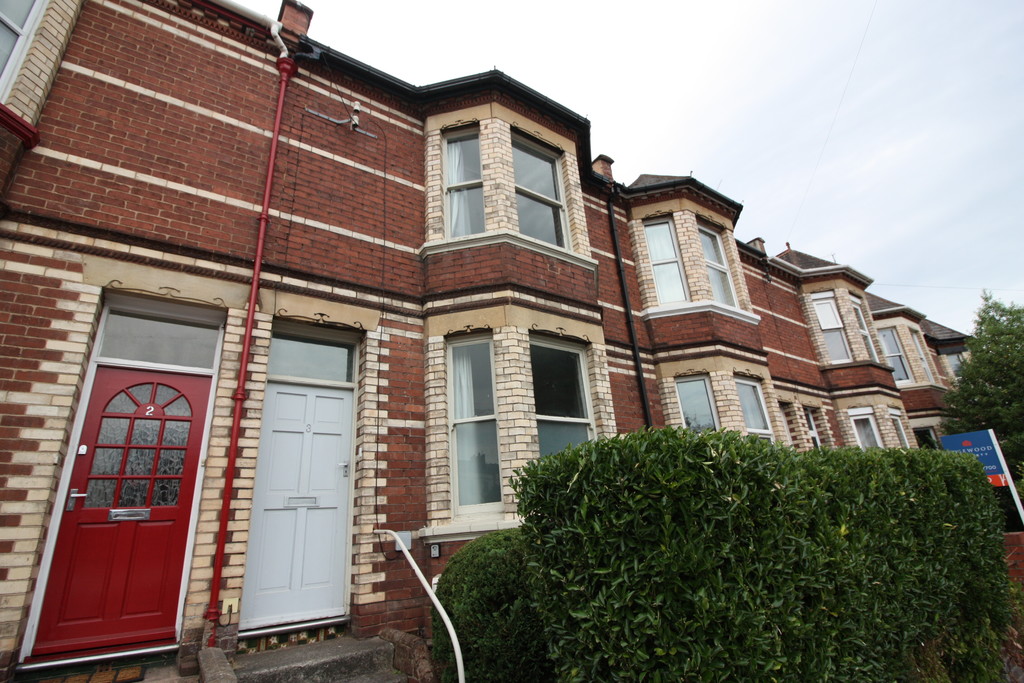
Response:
[698,226,736,306]
[804,406,822,448]
[513,135,568,249]
[850,296,878,362]
[0,0,46,101]
[644,218,689,304]
[810,292,851,363]
[529,337,594,456]
[909,329,934,383]
[888,408,909,448]
[878,328,911,383]
[675,375,719,431]
[444,130,484,238]
[848,407,882,448]
[735,378,772,440]
[449,336,502,515]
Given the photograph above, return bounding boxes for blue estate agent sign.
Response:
[941,429,1007,487]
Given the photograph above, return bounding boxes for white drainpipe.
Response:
[213,0,288,58]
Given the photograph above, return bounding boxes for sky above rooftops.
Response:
[246,0,1024,335]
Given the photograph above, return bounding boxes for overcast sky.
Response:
[245,0,1024,335]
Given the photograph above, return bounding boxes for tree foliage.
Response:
[943,294,1024,474]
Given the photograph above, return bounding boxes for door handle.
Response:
[65,489,87,512]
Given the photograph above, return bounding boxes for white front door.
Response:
[241,382,353,629]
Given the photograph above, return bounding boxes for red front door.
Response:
[34,367,211,657]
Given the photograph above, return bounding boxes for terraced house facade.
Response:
[0,0,968,677]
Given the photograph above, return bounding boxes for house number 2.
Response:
[144,405,156,416]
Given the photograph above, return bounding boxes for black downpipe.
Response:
[605,181,653,427]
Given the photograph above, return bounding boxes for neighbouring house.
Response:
[0,0,968,678]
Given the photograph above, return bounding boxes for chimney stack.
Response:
[592,154,615,181]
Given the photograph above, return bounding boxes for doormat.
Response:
[36,665,144,683]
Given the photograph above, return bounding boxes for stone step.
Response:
[233,637,404,683]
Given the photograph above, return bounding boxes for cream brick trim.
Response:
[4,0,83,122]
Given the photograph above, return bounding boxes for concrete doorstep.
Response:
[220,637,403,683]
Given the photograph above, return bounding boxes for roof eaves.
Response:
[621,176,743,219]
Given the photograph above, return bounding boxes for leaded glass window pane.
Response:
[105,391,136,414]
[84,480,115,508]
[157,449,185,475]
[119,479,149,507]
[164,396,191,416]
[91,448,123,475]
[152,480,180,507]
[125,448,155,475]
[162,421,190,446]
[98,417,130,444]
[130,419,160,445]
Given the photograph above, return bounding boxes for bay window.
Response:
[849,408,882,448]
[450,339,501,509]
[811,293,851,363]
[909,329,934,383]
[804,406,822,448]
[644,219,688,303]
[446,132,484,237]
[513,138,566,247]
[850,296,878,362]
[675,376,718,431]
[698,227,736,306]
[530,340,592,455]
[0,0,43,97]
[889,408,909,447]
[879,328,910,382]
[735,378,772,440]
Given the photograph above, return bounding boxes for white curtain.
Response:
[452,345,473,420]
[448,141,466,237]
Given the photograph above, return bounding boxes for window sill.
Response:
[418,517,521,544]
[643,300,760,325]
[421,230,598,271]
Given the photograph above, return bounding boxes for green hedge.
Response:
[512,428,1010,682]
[432,527,553,683]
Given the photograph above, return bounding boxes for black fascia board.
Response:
[622,176,744,219]
[297,37,591,137]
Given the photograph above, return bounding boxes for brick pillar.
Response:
[1006,532,1024,583]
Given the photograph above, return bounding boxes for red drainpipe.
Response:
[205,55,298,648]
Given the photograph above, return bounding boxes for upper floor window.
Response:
[914,427,938,449]
[513,138,566,247]
[878,328,910,382]
[644,219,688,303]
[446,132,484,237]
[735,378,772,440]
[675,376,718,431]
[530,339,592,455]
[909,329,934,383]
[848,407,881,448]
[0,0,43,98]
[450,338,501,510]
[945,352,965,377]
[698,227,735,306]
[850,296,878,362]
[811,293,851,363]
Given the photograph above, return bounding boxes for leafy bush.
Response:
[512,428,1010,682]
[431,527,553,682]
